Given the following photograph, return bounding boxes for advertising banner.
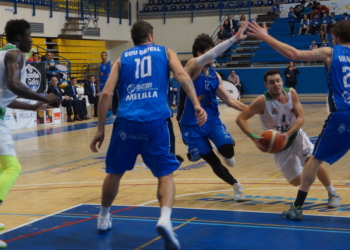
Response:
[4,99,37,130]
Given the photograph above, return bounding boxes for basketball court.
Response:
[1,97,349,249]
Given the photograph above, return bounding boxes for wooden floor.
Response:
[2,97,350,232]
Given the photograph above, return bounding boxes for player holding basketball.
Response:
[247,20,350,220]
[236,69,341,211]
[177,22,248,201]
[0,20,60,248]
[90,20,207,250]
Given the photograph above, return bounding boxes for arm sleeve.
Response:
[196,36,237,67]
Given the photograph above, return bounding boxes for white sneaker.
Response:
[233,182,246,201]
[0,223,4,230]
[328,193,342,208]
[212,145,236,167]
[97,214,112,230]
[156,220,180,250]
[0,239,7,248]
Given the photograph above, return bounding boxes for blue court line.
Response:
[20,152,106,175]
[45,214,350,234]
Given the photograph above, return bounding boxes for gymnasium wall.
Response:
[216,66,328,96]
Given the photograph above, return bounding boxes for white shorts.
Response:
[274,129,313,182]
[0,120,16,156]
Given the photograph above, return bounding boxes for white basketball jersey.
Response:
[0,44,26,118]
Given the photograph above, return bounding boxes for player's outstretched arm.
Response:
[236,96,268,152]
[215,73,246,111]
[168,48,207,126]
[5,50,60,106]
[90,58,120,153]
[8,100,49,111]
[247,21,332,64]
[283,89,305,140]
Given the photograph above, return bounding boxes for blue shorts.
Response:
[106,118,180,177]
[100,81,107,92]
[313,111,350,164]
[181,119,234,158]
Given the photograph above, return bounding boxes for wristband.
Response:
[250,133,260,140]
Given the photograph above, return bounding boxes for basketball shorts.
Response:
[274,129,313,182]
[0,120,16,156]
[313,111,350,164]
[181,118,234,158]
[106,118,180,177]
[99,81,107,92]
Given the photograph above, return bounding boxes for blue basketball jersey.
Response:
[327,45,350,111]
[100,60,112,81]
[180,67,220,126]
[117,44,171,122]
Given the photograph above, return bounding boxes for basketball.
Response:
[260,129,286,154]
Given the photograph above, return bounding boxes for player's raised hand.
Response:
[235,20,248,40]
[247,21,269,41]
[195,106,207,126]
[90,131,105,153]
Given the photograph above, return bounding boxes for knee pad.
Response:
[218,144,234,159]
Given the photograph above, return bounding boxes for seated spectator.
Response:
[328,12,338,32]
[41,51,54,65]
[310,13,320,34]
[308,41,318,65]
[47,77,79,123]
[288,7,297,36]
[217,25,228,44]
[268,3,281,15]
[343,13,348,21]
[24,47,38,61]
[64,77,90,120]
[227,14,236,32]
[310,8,318,21]
[298,14,311,35]
[294,1,306,20]
[320,39,329,47]
[223,19,231,34]
[228,70,241,94]
[27,52,41,63]
[302,3,313,18]
[84,75,99,117]
[320,12,329,33]
[47,62,64,83]
[237,14,246,32]
[319,29,328,42]
[316,2,329,15]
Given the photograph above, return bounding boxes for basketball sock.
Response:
[0,156,22,201]
[201,151,237,185]
[325,185,336,195]
[294,190,308,207]
[159,206,172,222]
[99,206,111,217]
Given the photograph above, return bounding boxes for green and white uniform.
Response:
[0,44,26,157]
[260,88,313,182]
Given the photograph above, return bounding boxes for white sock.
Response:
[325,185,335,195]
[99,206,110,217]
[159,206,172,223]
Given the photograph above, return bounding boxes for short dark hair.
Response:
[264,69,282,82]
[89,75,95,78]
[71,77,77,81]
[192,34,215,57]
[131,20,153,46]
[5,19,30,44]
[344,13,348,17]
[331,20,350,43]
[101,52,107,56]
[46,51,52,55]
[32,52,39,56]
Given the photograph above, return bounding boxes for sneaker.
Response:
[328,193,342,208]
[156,220,180,250]
[0,223,4,230]
[233,182,245,201]
[0,240,7,249]
[97,214,112,230]
[212,145,236,167]
[282,203,303,221]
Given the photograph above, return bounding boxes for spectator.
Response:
[27,52,41,63]
[294,1,306,20]
[320,12,329,33]
[64,77,90,120]
[223,19,231,34]
[47,76,79,122]
[84,75,99,117]
[343,13,348,21]
[308,41,318,65]
[269,3,280,15]
[310,13,320,34]
[228,70,241,94]
[169,77,179,106]
[24,47,37,61]
[302,3,313,18]
[328,12,338,32]
[288,7,297,36]
[298,14,311,35]
[41,51,54,65]
[217,25,228,44]
[319,29,328,42]
[237,14,246,32]
[310,7,318,21]
[227,14,237,32]
[284,62,300,88]
[316,2,329,14]
[320,39,329,47]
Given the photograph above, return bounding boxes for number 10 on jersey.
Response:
[135,56,152,79]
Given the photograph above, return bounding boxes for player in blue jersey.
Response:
[90,20,207,250]
[248,20,350,220]
[99,52,114,118]
[177,21,248,201]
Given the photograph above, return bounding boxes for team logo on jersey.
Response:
[26,64,41,92]
[272,108,278,114]
[127,84,136,94]
[338,123,347,134]
[119,131,127,140]
[282,114,286,122]
[303,147,312,158]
